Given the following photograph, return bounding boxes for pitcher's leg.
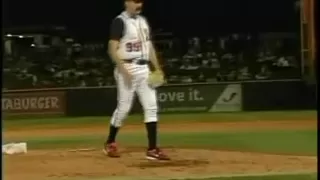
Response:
[104,70,136,157]
[136,76,158,148]
[136,77,170,160]
[108,70,135,137]
[137,84,158,123]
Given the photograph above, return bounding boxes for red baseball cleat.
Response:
[103,142,121,158]
[146,148,170,160]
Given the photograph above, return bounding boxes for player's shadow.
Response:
[129,159,209,168]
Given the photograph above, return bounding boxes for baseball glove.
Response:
[148,70,165,88]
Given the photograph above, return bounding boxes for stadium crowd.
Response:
[3,32,301,90]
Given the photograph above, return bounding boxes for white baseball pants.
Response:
[110,67,158,127]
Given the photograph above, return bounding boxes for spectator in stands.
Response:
[78,75,87,87]
[255,64,272,80]
[2,31,303,89]
[180,59,199,70]
[202,52,220,69]
[180,76,193,83]
[237,66,252,80]
[262,51,277,67]
[197,72,206,82]
[226,70,237,81]
[220,52,234,76]
[188,37,201,53]
[273,56,290,67]
[15,68,38,88]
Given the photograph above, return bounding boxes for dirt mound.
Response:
[4,148,317,180]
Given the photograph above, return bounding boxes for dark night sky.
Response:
[3,0,299,37]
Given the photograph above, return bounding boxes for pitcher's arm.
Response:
[149,42,163,72]
[108,18,127,72]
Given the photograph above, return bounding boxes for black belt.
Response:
[123,59,149,65]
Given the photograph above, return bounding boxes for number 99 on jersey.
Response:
[125,42,142,52]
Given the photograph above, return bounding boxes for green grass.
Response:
[177,173,317,180]
[6,129,317,155]
[3,110,316,129]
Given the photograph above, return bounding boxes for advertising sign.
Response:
[156,84,242,113]
[2,91,66,116]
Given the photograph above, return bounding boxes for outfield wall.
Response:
[2,80,316,117]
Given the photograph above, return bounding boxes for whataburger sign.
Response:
[2,91,66,115]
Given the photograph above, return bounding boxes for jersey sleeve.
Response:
[109,18,124,41]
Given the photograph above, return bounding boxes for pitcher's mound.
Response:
[4,148,317,180]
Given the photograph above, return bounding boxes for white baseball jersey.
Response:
[117,12,151,61]
[112,11,152,75]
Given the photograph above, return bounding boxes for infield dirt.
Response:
[3,119,317,180]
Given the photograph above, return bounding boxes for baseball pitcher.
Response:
[103,0,170,160]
